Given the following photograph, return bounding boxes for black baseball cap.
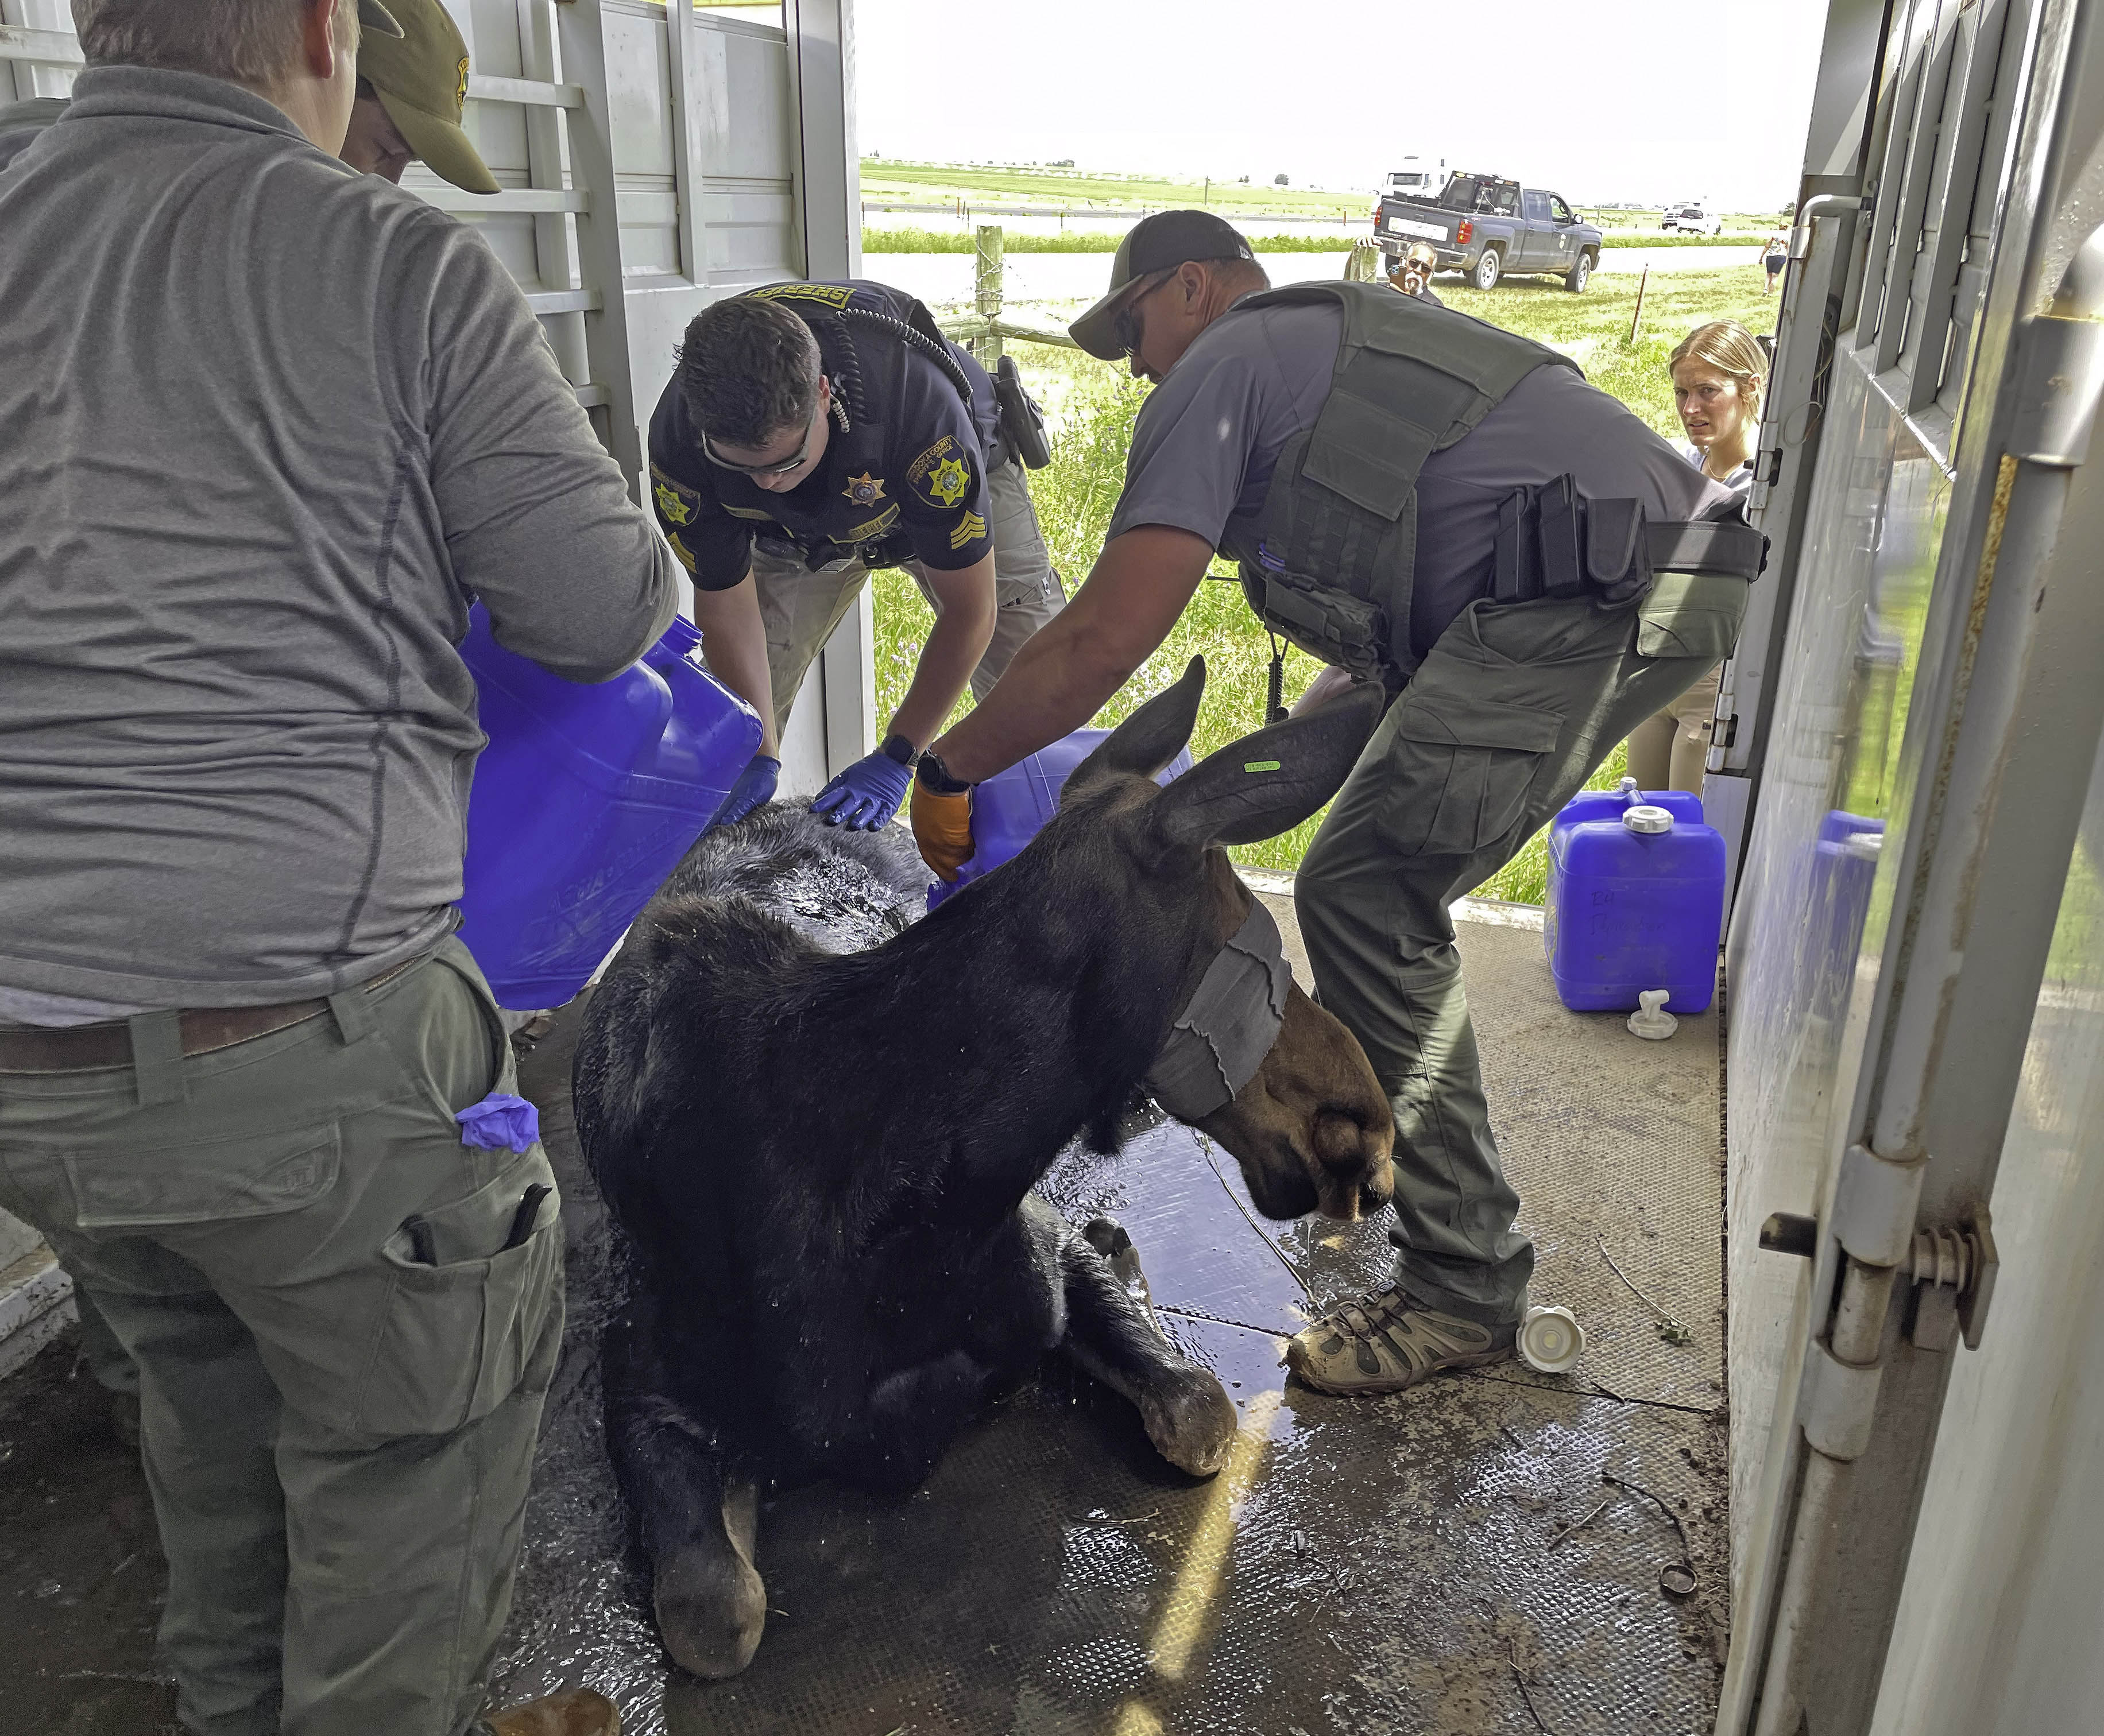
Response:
[1069,210,1255,361]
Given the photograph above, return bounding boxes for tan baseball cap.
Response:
[357,0,498,195]
[358,2,404,37]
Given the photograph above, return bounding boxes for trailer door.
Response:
[1719,0,2104,1728]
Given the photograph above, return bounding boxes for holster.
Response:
[1491,475,1767,609]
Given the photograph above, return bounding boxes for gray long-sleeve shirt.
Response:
[0,68,678,1010]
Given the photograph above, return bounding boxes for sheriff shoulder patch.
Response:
[748,282,856,309]
[948,510,987,552]
[842,472,885,507]
[650,464,697,528]
[908,436,975,510]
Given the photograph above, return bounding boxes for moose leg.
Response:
[1026,1199,1239,1477]
[604,1318,767,1679]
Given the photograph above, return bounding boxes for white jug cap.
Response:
[1519,1305,1585,1374]
[1623,804,1674,834]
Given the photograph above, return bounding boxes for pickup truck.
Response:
[1375,172,1603,292]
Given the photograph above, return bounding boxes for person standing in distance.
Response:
[0,2,676,1731]
[649,282,1065,832]
[1625,319,1770,794]
[909,211,1761,1396]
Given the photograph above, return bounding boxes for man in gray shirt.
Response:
[0,3,673,1733]
[912,213,1747,1401]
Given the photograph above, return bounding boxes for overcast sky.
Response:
[854,0,1831,210]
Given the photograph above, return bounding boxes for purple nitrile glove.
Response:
[714,753,780,830]
[810,741,914,832]
[456,1092,540,1153]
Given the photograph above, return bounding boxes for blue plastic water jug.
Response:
[1543,778,1725,1013]
[1803,809,1885,1016]
[455,605,761,1008]
[927,727,1194,908]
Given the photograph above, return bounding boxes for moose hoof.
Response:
[653,1544,767,1680]
[1138,1365,1240,1478]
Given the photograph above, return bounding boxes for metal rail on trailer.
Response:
[1718,0,2104,1725]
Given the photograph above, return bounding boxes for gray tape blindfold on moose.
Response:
[1144,900,1291,1119]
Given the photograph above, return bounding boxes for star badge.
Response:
[843,472,886,507]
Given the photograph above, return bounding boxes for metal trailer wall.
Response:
[0,0,869,798]
[1719,0,2104,1723]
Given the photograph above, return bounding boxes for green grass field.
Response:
[873,264,1775,898]
[862,225,1777,254]
[862,159,1372,220]
[861,162,1789,232]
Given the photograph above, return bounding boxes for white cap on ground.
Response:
[1519,1305,1586,1374]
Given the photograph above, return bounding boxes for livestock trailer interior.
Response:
[4,0,2104,1729]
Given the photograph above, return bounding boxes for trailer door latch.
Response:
[1757,1204,1997,1352]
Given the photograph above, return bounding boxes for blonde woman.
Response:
[1627,320,1769,792]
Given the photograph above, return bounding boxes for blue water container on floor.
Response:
[927,727,1194,908]
[456,606,761,1008]
[1543,778,1725,1013]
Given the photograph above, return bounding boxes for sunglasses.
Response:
[1113,271,1174,359]
[702,401,822,476]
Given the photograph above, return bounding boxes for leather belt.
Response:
[0,956,421,1075]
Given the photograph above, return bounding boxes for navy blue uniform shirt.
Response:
[648,281,1001,591]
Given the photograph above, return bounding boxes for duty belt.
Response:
[0,954,423,1074]
[1491,474,1767,608]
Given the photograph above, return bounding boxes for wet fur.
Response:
[573,671,1388,1679]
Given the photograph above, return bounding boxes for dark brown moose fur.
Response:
[573,658,1393,1680]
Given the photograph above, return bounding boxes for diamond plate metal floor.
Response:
[484,897,1730,1734]
[0,900,1728,1735]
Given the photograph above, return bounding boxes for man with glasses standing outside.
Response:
[647,281,1065,832]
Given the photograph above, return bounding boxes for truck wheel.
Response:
[1472,248,1502,291]
[1564,251,1593,293]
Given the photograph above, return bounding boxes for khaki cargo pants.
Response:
[1295,574,1748,1324]
[753,454,1065,741]
[0,937,562,1736]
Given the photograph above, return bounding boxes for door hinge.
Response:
[1757,1194,1999,1353]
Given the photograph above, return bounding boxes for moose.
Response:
[573,658,1396,1680]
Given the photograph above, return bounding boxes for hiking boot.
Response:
[479,1687,621,1736]
[1285,1286,1516,1396]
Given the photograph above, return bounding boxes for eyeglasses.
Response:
[1113,271,1174,359]
[702,402,822,477]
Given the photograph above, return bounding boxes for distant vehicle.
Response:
[1661,200,1724,235]
[1375,170,1603,292]
[1380,157,1447,202]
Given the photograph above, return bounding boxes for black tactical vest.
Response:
[1233,282,1580,683]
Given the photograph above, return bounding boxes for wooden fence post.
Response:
[974,223,1004,366]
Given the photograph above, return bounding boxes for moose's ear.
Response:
[1148,684,1381,849]
[1066,656,1207,795]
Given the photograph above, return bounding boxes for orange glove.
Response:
[910,757,975,882]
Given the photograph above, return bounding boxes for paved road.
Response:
[871,246,1761,309]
